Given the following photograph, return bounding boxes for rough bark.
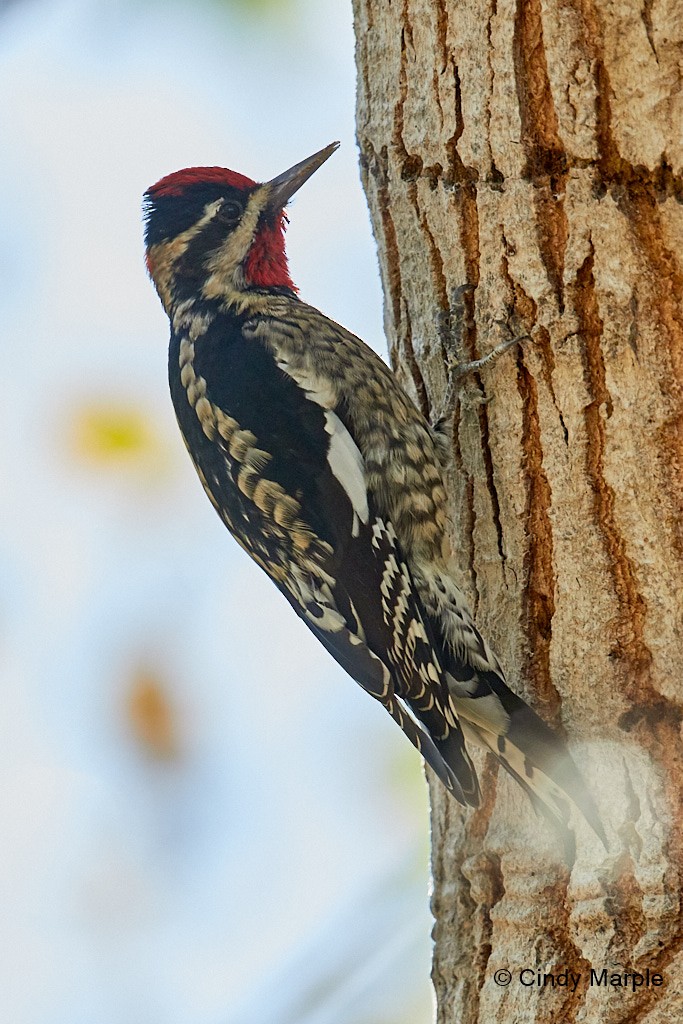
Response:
[353,1,683,1021]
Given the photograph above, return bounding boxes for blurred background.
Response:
[0,0,435,1021]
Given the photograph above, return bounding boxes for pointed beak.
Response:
[264,141,340,213]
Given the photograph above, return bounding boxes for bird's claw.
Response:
[430,332,530,430]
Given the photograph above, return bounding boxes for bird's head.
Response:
[143,141,339,313]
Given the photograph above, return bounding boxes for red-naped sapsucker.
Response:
[143,143,603,844]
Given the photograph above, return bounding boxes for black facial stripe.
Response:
[176,217,237,280]
[143,181,254,248]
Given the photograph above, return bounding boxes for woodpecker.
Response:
[144,142,603,843]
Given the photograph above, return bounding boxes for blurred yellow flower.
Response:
[68,401,169,472]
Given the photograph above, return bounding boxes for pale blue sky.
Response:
[0,1,435,1021]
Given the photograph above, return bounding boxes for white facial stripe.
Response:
[202,186,270,301]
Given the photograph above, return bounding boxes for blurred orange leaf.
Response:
[127,670,179,760]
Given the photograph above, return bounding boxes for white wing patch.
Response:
[323,409,369,536]
[275,355,369,536]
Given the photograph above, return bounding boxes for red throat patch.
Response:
[244,212,297,292]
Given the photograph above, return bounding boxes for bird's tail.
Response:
[450,671,607,847]
[385,694,481,807]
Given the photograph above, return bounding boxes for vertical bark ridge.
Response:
[477,401,507,570]
[512,0,568,309]
[616,192,683,559]
[573,247,652,694]
[401,304,431,417]
[535,326,569,446]
[449,61,480,299]
[517,358,562,721]
[415,191,450,312]
[430,792,481,1024]
[572,245,683,1018]
[465,850,505,989]
[364,146,403,331]
[451,399,480,614]
[544,873,593,1023]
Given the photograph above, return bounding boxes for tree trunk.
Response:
[353,1,683,1021]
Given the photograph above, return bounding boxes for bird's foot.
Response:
[431,329,529,430]
[450,331,527,381]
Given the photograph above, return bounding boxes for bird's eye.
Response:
[218,199,243,222]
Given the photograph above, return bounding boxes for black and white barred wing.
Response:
[265,438,481,807]
[176,315,479,805]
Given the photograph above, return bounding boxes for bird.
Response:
[143,141,604,844]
